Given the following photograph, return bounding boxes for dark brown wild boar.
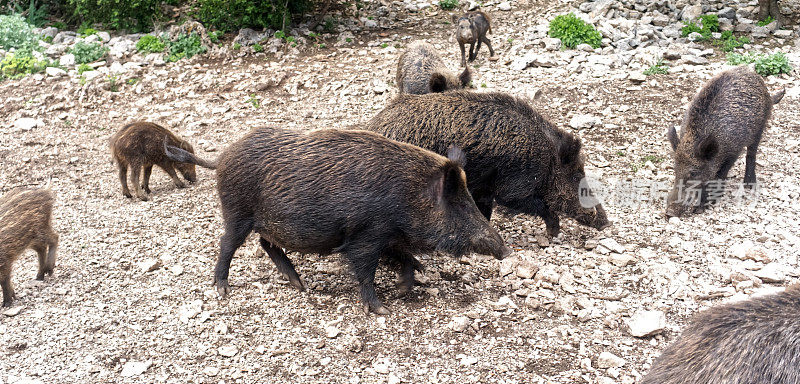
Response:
[0,188,59,307]
[454,11,495,67]
[109,122,216,201]
[665,66,784,217]
[642,285,800,384]
[213,127,509,314]
[366,91,609,237]
[396,41,471,95]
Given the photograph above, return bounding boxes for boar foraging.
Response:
[0,188,59,307]
[454,11,495,67]
[642,285,800,384]
[367,91,609,237]
[110,122,216,201]
[213,127,509,314]
[665,67,784,217]
[396,41,471,95]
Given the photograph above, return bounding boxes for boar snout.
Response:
[665,186,686,218]
[471,229,509,260]
[573,205,609,230]
[591,205,611,230]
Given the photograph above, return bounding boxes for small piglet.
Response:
[665,66,784,217]
[454,11,495,67]
[396,41,471,94]
[109,122,216,201]
[213,127,509,314]
[0,188,59,307]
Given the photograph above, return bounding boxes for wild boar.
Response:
[642,285,800,384]
[213,127,509,314]
[454,11,495,67]
[366,91,609,237]
[396,40,471,94]
[0,188,59,307]
[110,121,216,201]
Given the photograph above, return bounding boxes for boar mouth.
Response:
[572,205,610,230]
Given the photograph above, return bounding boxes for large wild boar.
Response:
[665,66,784,217]
[642,285,800,384]
[454,11,495,67]
[367,91,609,237]
[396,41,471,95]
[110,122,216,201]
[0,188,59,307]
[213,127,509,314]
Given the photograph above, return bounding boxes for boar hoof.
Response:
[123,191,132,198]
[215,280,232,298]
[36,272,45,281]
[138,194,150,202]
[363,303,391,315]
[176,182,186,189]
[2,301,11,308]
[693,206,706,214]
[142,186,151,194]
[288,277,306,292]
[546,226,560,238]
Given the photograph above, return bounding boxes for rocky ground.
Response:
[1,0,799,383]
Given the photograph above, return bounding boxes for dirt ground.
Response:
[1,1,800,383]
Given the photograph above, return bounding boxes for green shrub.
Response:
[77,62,92,73]
[0,51,49,79]
[0,13,40,52]
[643,58,668,75]
[718,33,749,52]
[208,30,223,44]
[4,0,50,27]
[67,0,163,31]
[232,42,241,50]
[165,33,206,62]
[252,43,263,52]
[194,0,313,32]
[754,52,792,77]
[757,15,774,27]
[548,13,602,49]
[136,34,166,53]
[726,52,759,65]
[438,0,457,10]
[69,41,108,63]
[681,14,718,40]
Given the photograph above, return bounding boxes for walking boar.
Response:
[666,67,784,217]
[110,122,216,201]
[0,188,59,307]
[454,11,495,67]
[367,91,609,237]
[213,127,509,314]
[642,285,800,384]
[396,41,471,95]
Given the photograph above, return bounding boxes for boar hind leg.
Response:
[43,230,58,277]
[214,218,254,297]
[141,165,153,194]
[260,237,305,291]
[117,163,132,198]
[129,163,148,201]
[744,145,759,188]
[1,266,14,307]
[33,242,48,280]
[163,165,186,189]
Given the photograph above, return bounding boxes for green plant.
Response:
[726,52,758,65]
[42,35,53,43]
[754,52,792,77]
[165,33,207,62]
[0,14,40,52]
[252,43,263,52]
[69,41,108,64]
[79,27,97,37]
[208,30,224,43]
[136,34,166,53]
[194,0,314,32]
[0,51,50,79]
[715,30,750,52]
[77,62,92,73]
[323,15,337,33]
[9,0,49,27]
[438,0,457,10]
[50,21,67,30]
[127,77,139,84]
[643,58,668,75]
[548,13,602,49]
[681,14,718,40]
[757,15,774,27]
[380,42,388,48]
[68,0,164,31]
[232,42,241,50]
[107,74,118,91]
[247,94,260,108]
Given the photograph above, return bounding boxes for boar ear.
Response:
[667,126,679,151]
[446,145,467,168]
[696,136,718,161]
[431,164,464,205]
[459,67,471,88]
[558,133,582,166]
[429,73,448,93]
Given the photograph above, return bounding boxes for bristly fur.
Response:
[213,127,507,314]
[365,90,608,237]
[0,188,58,307]
[396,41,470,95]
[642,285,800,384]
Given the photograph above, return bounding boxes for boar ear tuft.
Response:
[446,145,467,168]
[667,126,679,151]
[429,73,448,93]
[558,133,582,165]
[696,136,718,161]
[431,164,463,205]
[459,67,471,88]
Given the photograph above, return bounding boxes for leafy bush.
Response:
[136,34,166,53]
[69,41,108,63]
[438,0,457,10]
[195,0,313,32]
[67,0,163,31]
[754,52,792,77]
[757,15,774,27]
[715,30,750,52]
[726,52,759,65]
[0,13,40,52]
[643,58,668,75]
[548,13,602,49]
[208,30,223,44]
[252,43,263,52]
[681,14,719,40]
[0,51,49,79]
[77,62,92,73]
[165,33,206,62]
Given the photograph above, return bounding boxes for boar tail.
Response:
[163,138,218,169]
[771,88,785,105]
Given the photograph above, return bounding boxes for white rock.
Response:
[97,31,111,42]
[448,316,471,332]
[753,263,786,283]
[120,361,152,377]
[597,352,626,368]
[458,354,478,366]
[2,306,23,317]
[598,238,625,253]
[628,71,646,83]
[609,253,636,267]
[372,360,390,374]
[325,326,340,338]
[516,260,539,279]
[625,310,666,337]
[179,299,203,323]
[14,118,41,131]
[45,67,67,77]
[202,366,219,376]
[218,345,238,357]
[569,114,601,129]
[59,53,75,66]
[543,37,562,51]
[498,2,511,11]
[681,5,703,22]
[137,258,162,273]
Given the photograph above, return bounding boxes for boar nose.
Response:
[496,245,511,260]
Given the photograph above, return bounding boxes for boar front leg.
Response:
[482,36,495,57]
[164,165,186,189]
[468,41,476,61]
[260,237,305,291]
[390,251,424,296]
[33,242,48,280]
[345,239,390,315]
[459,43,467,67]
